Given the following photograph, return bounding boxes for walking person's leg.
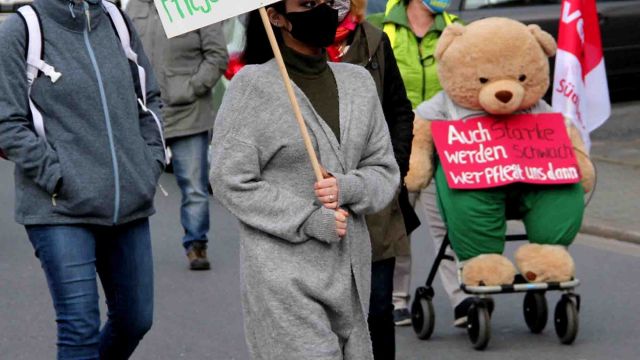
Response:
[167,132,211,269]
[96,218,154,359]
[391,192,417,326]
[419,183,470,326]
[368,257,396,360]
[25,225,101,360]
[391,256,411,325]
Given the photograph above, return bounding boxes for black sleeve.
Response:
[379,33,414,178]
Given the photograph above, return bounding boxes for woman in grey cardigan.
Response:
[209,1,400,359]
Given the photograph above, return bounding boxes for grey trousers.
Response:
[392,183,467,312]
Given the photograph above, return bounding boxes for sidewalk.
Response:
[580,101,640,243]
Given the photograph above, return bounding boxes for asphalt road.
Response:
[1,157,639,360]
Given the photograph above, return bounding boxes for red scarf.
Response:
[224,52,245,80]
[327,15,359,62]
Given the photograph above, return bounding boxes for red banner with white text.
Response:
[552,0,610,150]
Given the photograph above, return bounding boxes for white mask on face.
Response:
[333,0,351,23]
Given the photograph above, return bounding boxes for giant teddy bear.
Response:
[405,17,595,286]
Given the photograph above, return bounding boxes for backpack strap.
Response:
[102,0,168,164]
[11,3,167,163]
[17,5,62,140]
[102,1,146,104]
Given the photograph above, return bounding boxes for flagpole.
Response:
[258,7,324,182]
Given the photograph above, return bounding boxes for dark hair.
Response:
[242,2,286,65]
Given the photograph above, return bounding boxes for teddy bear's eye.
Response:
[479,77,489,84]
[519,74,527,82]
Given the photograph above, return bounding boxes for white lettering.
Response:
[562,3,582,24]
[447,122,492,145]
[547,163,579,180]
[561,3,585,45]
[447,126,465,145]
[449,171,483,185]
[525,166,548,181]
[484,164,525,184]
[443,144,508,165]
[577,18,585,44]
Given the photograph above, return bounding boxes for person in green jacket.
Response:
[370,0,473,328]
[369,0,458,107]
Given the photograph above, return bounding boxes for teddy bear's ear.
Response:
[528,24,557,57]
[435,23,466,61]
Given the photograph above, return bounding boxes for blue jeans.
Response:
[26,218,154,360]
[168,132,210,249]
[369,257,396,360]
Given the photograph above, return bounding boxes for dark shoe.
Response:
[454,298,474,328]
[187,241,210,271]
[454,297,494,328]
[393,308,412,326]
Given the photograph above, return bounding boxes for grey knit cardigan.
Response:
[210,60,400,359]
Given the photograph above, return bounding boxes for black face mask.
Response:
[284,3,339,48]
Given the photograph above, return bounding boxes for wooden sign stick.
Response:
[258,7,324,182]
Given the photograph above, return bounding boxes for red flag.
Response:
[552,0,610,150]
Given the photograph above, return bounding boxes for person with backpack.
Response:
[126,0,228,271]
[326,0,416,358]
[368,0,470,328]
[0,1,165,358]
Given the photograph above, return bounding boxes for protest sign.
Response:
[153,1,325,181]
[432,114,581,189]
[154,0,280,38]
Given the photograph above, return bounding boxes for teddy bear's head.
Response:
[435,17,557,115]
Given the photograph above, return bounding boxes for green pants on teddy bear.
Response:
[434,164,584,262]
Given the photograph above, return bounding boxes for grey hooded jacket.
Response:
[0,0,165,226]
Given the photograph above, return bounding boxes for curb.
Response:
[580,221,640,245]
[590,155,640,168]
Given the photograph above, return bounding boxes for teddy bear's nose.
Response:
[495,91,513,103]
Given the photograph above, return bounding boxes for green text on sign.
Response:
[153,0,280,38]
[160,0,220,23]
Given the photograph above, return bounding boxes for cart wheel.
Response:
[554,297,579,345]
[523,291,548,333]
[483,297,495,316]
[467,301,491,350]
[411,296,435,340]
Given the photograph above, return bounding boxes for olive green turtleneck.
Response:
[282,46,340,143]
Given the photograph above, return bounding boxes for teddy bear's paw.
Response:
[462,254,517,286]
[515,244,576,283]
[405,118,434,192]
[404,172,429,192]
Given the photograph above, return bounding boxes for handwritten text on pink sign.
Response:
[432,113,581,189]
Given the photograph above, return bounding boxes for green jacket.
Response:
[369,1,459,108]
